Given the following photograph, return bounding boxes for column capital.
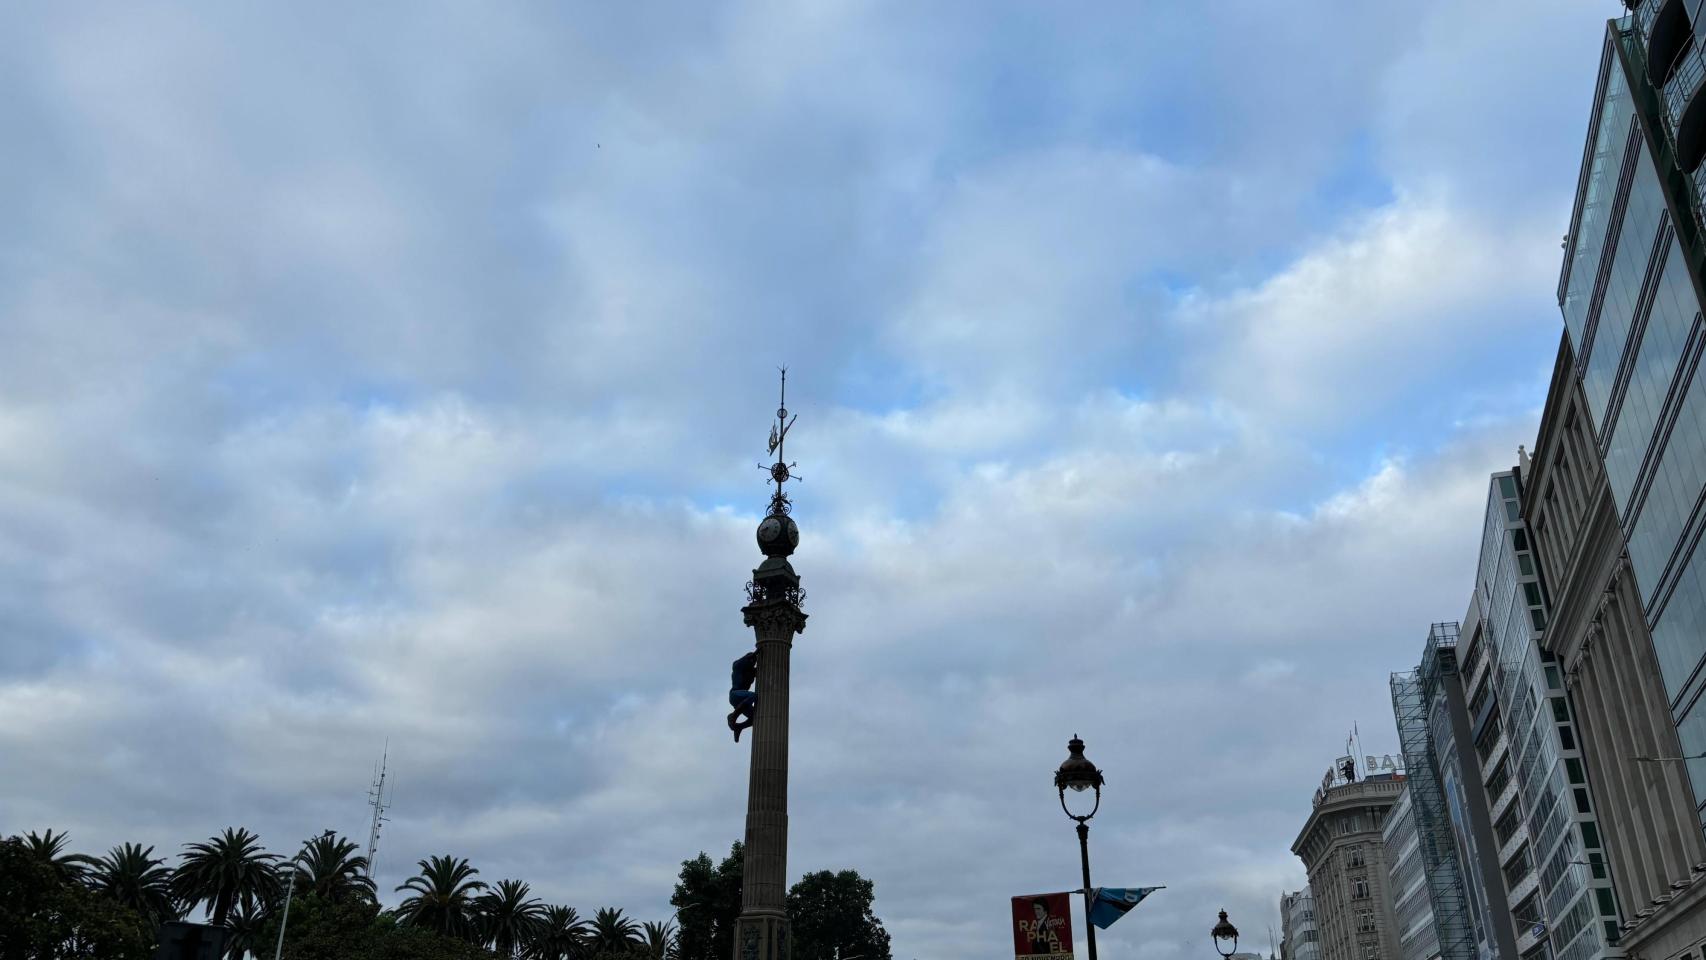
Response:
[743,598,808,638]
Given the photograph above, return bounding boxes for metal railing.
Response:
[1626,13,1706,247]
[1665,41,1706,130]
[1635,0,1661,47]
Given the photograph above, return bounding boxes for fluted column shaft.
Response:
[742,606,795,914]
[733,596,805,960]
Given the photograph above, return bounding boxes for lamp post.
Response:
[1211,909,1240,959]
[1632,752,1706,762]
[1055,735,1105,960]
[273,829,335,960]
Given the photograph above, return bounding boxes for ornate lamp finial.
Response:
[755,368,801,561]
[764,367,799,516]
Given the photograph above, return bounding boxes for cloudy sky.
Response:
[0,2,1614,958]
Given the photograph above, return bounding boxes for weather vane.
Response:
[761,367,799,517]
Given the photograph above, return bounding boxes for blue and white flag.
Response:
[1084,886,1164,929]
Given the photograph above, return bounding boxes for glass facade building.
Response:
[1387,786,1444,960]
[1286,888,1324,960]
[1559,10,1706,831]
[1466,473,1619,960]
[1403,624,1516,960]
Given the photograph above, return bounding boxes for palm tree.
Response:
[23,828,94,881]
[591,907,641,954]
[293,832,377,904]
[90,842,179,927]
[224,900,269,960]
[528,905,590,960]
[642,921,677,960]
[478,879,545,958]
[395,855,488,940]
[172,827,282,927]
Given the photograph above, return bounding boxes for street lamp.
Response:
[273,829,335,960]
[1211,909,1240,958]
[1055,735,1105,960]
[1632,752,1706,762]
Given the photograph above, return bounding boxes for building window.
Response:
[1477,713,1503,762]
[1348,845,1365,867]
[1513,893,1539,932]
[1504,844,1533,888]
[1357,911,1376,933]
[1495,805,1522,846]
[1351,878,1369,900]
[1486,758,1512,800]
[1363,942,1379,960]
[1470,674,1492,717]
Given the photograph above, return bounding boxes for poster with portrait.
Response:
[1011,892,1075,960]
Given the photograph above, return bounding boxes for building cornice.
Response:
[1525,334,1578,499]
[1291,779,1404,859]
[1619,864,1706,958]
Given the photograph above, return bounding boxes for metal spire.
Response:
[762,367,798,517]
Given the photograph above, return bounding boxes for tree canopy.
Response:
[671,842,744,960]
[672,843,893,960]
[0,837,154,960]
[786,870,893,960]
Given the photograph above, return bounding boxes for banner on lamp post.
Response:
[1011,892,1075,960]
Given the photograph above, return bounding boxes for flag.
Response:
[1085,887,1163,929]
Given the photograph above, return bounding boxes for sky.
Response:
[0,3,1617,958]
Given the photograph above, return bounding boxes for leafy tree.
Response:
[396,855,489,941]
[0,836,154,960]
[257,893,496,960]
[478,879,545,958]
[23,828,96,883]
[642,921,677,960]
[293,833,377,905]
[90,842,180,928]
[173,827,282,927]
[590,907,641,954]
[671,842,743,960]
[785,870,892,960]
[527,905,590,960]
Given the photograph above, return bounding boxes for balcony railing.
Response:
[1693,159,1706,223]
[1635,0,1661,47]
[1624,12,1706,239]
[1664,41,1706,133]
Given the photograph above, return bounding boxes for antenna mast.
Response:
[365,744,390,880]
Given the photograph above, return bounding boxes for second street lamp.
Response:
[1211,909,1240,959]
[1055,735,1105,960]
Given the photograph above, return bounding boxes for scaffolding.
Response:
[1390,622,1477,960]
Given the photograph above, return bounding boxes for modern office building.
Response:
[1535,4,1706,958]
[1562,2,1706,823]
[1528,341,1706,958]
[1386,786,1443,960]
[1465,469,1618,960]
[1393,624,1517,960]
[1286,888,1323,960]
[1293,770,1408,960]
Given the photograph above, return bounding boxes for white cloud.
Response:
[0,2,1603,959]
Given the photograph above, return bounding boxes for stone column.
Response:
[733,510,806,960]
